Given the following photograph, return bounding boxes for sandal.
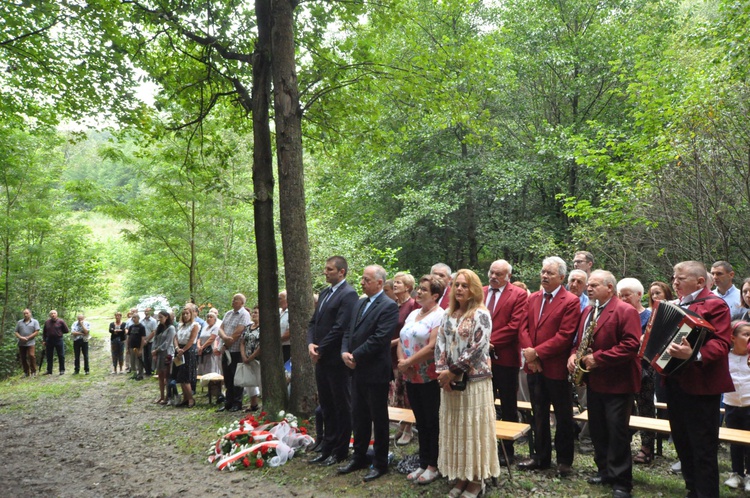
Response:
[396,431,413,446]
[407,468,425,481]
[187,400,195,408]
[633,449,652,464]
[460,481,484,498]
[153,398,163,404]
[417,468,440,485]
[448,481,468,498]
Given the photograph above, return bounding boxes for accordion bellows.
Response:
[639,300,715,375]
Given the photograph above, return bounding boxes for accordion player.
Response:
[638,300,715,375]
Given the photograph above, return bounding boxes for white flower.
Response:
[278,410,286,418]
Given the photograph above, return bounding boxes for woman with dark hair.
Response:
[739,278,750,322]
[109,312,126,374]
[435,269,500,498]
[648,281,674,310]
[151,310,176,404]
[397,275,444,484]
[173,308,199,408]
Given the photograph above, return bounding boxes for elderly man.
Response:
[665,261,733,497]
[279,290,291,363]
[43,310,69,375]
[518,257,581,476]
[217,294,252,412]
[485,259,528,466]
[71,314,91,375]
[573,251,595,277]
[307,256,359,467]
[15,309,40,377]
[569,270,641,498]
[568,269,590,311]
[431,263,452,309]
[338,265,399,482]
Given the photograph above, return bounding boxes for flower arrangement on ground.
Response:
[208,410,314,471]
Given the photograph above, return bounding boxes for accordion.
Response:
[638,300,715,375]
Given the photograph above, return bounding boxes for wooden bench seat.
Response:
[575,411,750,446]
[388,406,530,441]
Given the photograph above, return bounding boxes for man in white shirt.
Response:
[711,261,745,319]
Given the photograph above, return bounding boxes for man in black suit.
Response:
[338,265,399,482]
[306,256,359,466]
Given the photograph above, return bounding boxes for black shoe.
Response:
[216,405,229,412]
[322,455,346,467]
[517,458,549,471]
[308,440,323,453]
[587,474,611,485]
[613,489,632,498]
[44,372,53,375]
[84,371,89,375]
[308,453,330,464]
[229,405,242,412]
[557,463,573,477]
[73,371,79,375]
[337,460,368,474]
[363,467,387,482]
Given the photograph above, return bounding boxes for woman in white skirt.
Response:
[435,269,500,498]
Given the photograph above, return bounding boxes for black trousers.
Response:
[73,340,89,373]
[406,380,440,468]
[316,362,352,460]
[588,389,634,492]
[667,378,721,498]
[725,405,750,475]
[527,373,575,467]
[351,376,390,470]
[142,342,153,375]
[221,351,244,409]
[492,364,519,459]
[46,337,65,374]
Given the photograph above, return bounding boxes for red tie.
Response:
[487,288,498,314]
[539,292,552,319]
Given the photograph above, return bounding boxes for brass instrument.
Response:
[570,299,599,386]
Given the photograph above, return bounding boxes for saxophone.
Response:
[570,299,600,387]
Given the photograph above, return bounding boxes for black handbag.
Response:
[450,372,467,391]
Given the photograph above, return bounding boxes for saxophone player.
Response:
[567,270,641,498]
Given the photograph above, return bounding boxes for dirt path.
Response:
[0,340,304,498]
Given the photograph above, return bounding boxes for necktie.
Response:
[487,288,498,314]
[358,298,372,320]
[539,292,552,320]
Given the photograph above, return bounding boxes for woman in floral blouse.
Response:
[397,275,445,485]
[435,269,500,498]
[240,306,261,411]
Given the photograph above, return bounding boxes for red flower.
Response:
[303,419,310,425]
[260,411,267,417]
[242,458,250,468]
[229,434,236,441]
[255,458,264,468]
[299,427,308,435]
[266,435,273,441]
[261,446,269,455]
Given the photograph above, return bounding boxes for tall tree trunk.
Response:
[254,0,286,413]
[271,0,316,417]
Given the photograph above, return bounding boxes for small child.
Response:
[724,320,750,491]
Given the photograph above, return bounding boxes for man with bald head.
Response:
[42,310,69,375]
[338,265,399,482]
[485,259,528,465]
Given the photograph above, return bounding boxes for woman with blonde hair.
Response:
[435,269,500,497]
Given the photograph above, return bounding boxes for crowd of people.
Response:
[13,252,750,497]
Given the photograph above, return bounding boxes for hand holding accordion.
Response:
[638,300,715,375]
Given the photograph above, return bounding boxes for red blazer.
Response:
[670,288,734,395]
[484,284,528,368]
[520,286,581,380]
[439,285,451,310]
[572,297,641,394]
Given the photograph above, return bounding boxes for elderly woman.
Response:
[197,310,221,375]
[173,308,199,408]
[240,306,262,411]
[390,271,420,445]
[397,275,445,484]
[435,269,500,498]
[151,310,176,404]
[618,277,655,464]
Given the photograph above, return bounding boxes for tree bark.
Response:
[271,0,316,416]
[253,0,287,414]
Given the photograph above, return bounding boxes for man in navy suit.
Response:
[306,256,359,466]
[338,265,399,482]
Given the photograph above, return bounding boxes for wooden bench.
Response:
[388,406,530,480]
[654,401,724,414]
[574,411,750,447]
[197,374,224,404]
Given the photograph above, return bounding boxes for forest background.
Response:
[2,0,750,416]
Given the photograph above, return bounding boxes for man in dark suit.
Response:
[485,259,528,466]
[306,256,359,466]
[568,270,641,498]
[338,264,399,482]
[666,260,733,498]
[518,256,581,476]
